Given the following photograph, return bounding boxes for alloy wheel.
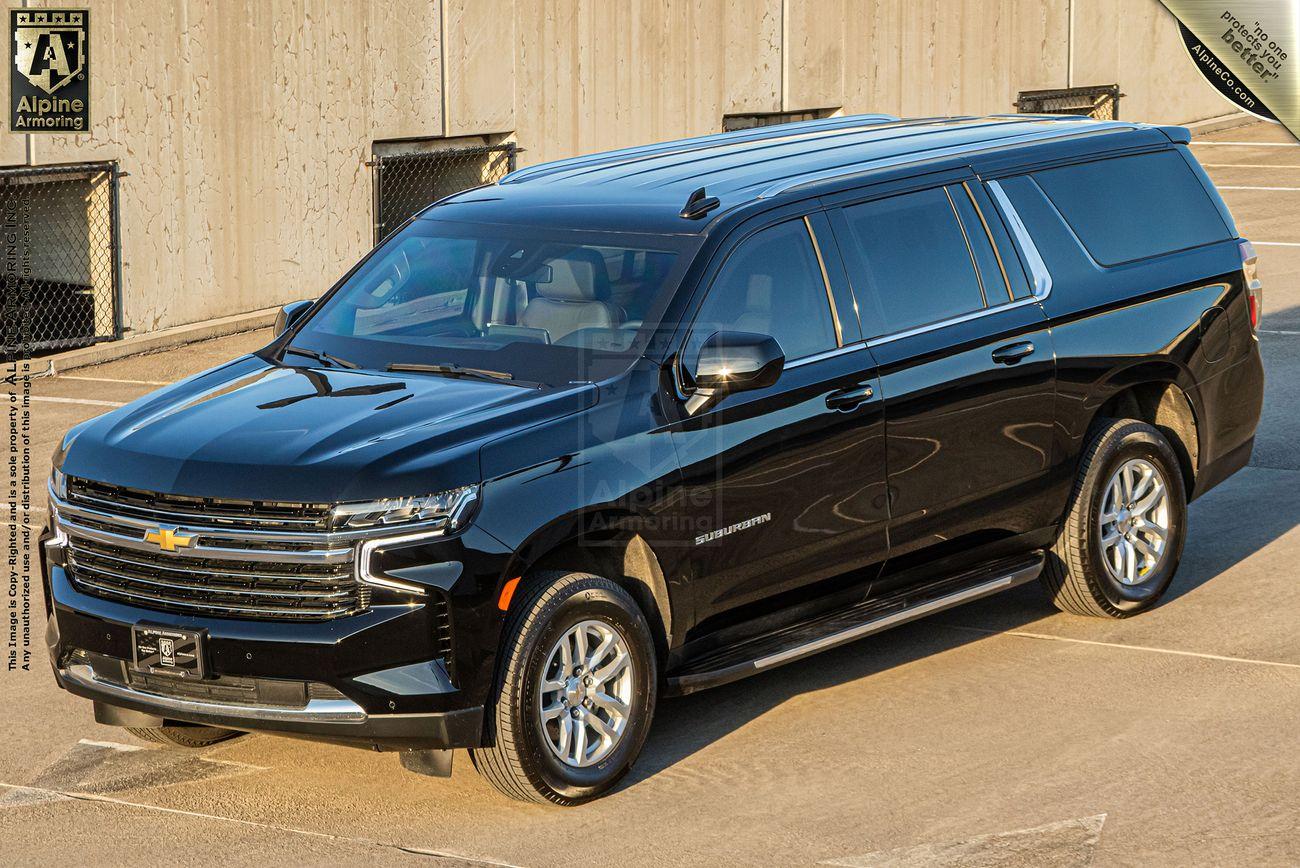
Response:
[537,619,635,768]
[1099,457,1170,585]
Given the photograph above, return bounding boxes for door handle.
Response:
[826,384,875,411]
[991,341,1035,365]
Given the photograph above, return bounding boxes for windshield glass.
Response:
[288,219,694,386]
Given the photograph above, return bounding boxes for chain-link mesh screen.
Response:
[1015,85,1122,120]
[722,109,837,131]
[371,144,517,245]
[1,162,120,361]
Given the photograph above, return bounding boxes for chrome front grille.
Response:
[57,477,366,620]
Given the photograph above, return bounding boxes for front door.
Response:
[667,215,889,628]
[828,181,1057,586]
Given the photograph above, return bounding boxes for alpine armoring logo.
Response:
[1179,22,1278,121]
[8,8,90,133]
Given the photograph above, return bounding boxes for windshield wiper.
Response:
[283,345,359,369]
[386,362,541,388]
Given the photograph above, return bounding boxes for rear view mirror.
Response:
[275,299,314,336]
[686,331,784,412]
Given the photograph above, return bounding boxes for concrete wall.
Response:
[11,0,443,335]
[3,0,1232,337]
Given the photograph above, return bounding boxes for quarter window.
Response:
[839,187,988,336]
[686,219,839,367]
[1031,151,1231,265]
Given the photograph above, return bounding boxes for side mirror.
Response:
[686,331,784,412]
[275,299,314,336]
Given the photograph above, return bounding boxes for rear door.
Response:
[668,214,890,626]
[826,178,1057,586]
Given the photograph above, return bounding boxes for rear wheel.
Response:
[125,724,242,748]
[470,571,657,805]
[1042,418,1187,617]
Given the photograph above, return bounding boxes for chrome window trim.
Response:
[961,181,1016,303]
[783,341,874,370]
[864,295,1044,348]
[804,215,844,347]
[943,185,990,307]
[986,179,1053,299]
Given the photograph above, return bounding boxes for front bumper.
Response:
[42,523,515,751]
[55,659,482,750]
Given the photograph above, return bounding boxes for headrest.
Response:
[746,274,773,310]
[537,251,610,302]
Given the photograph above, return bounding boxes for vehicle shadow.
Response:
[626,587,1053,787]
[628,470,1293,786]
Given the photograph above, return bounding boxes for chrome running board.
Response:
[667,554,1043,695]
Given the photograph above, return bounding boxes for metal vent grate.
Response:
[1015,85,1123,120]
[0,161,123,360]
[722,107,841,132]
[369,143,518,245]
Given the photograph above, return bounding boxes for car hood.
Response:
[59,355,598,503]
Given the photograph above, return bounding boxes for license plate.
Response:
[132,625,206,679]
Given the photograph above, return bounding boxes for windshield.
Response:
[287,219,694,386]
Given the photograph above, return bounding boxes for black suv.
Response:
[42,114,1264,804]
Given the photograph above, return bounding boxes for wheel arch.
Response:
[1089,373,1200,496]
[499,509,677,662]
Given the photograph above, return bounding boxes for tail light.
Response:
[1239,239,1263,331]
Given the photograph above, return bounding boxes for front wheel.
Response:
[470,571,658,805]
[1042,418,1188,617]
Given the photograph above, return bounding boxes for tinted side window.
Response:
[1032,151,1231,265]
[839,187,987,336]
[687,220,839,365]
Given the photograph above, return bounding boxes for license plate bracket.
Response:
[131,624,207,679]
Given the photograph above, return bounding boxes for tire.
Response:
[1042,418,1188,618]
[125,724,243,748]
[469,571,658,805]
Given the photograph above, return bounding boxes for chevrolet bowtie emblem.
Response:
[143,526,194,552]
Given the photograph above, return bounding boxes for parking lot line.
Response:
[1216,185,1300,191]
[0,782,523,867]
[23,396,126,408]
[1253,241,1300,247]
[1191,141,1300,147]
[945,626,1300,670]
[58,375,170,386]
[1201,163,1300,169]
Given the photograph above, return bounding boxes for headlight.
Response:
[50,468,67,500]
[330,484,478,531]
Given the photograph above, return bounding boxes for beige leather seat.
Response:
[732,275,773,335]
[520,251,621,342]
